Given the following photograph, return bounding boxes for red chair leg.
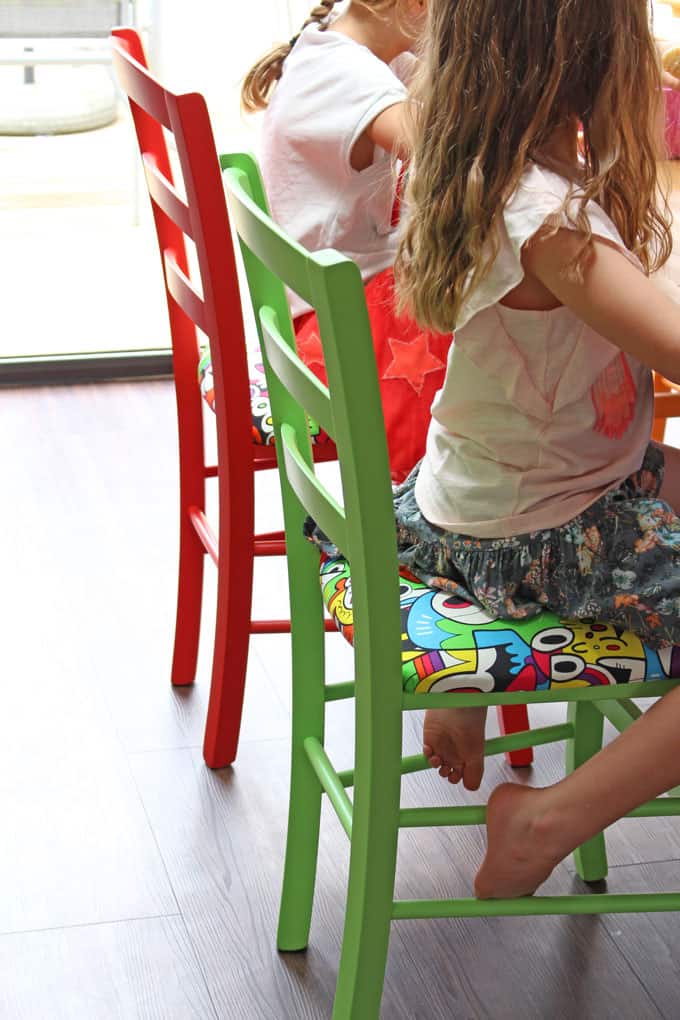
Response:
[171,505,205,687]
[202,460,256,770]
[496,705,533,767]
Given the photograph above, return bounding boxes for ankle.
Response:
[526,789,579,864]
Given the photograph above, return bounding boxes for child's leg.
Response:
[475,684,680,898]
[423,707,487,791]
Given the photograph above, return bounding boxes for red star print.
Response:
[383,333,445,396]
[295,328,327,383]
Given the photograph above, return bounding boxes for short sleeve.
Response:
[287,27,407,176]
[455,164,643,330]
[337,44,407,166]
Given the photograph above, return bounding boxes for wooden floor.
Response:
[3,381,680,1019]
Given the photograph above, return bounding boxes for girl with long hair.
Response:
[391,0,680,897]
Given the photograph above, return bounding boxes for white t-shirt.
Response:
[259,22,413,317]
[415,164,654,538]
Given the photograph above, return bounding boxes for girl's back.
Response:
[417,163,655,538]
[260,22,414,316]
[397,0,672,538]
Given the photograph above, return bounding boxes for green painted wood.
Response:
[403,680,679,709]
[392,892,680,920]
[337,724,575,788]
[304,737,353,838]
[398,799,680,830]
[594,698,643,731]
[220,148,680,1020]
[566,702,608,882]
[279,424,348,554]
[324,682,356,702]
[260,307,336,437]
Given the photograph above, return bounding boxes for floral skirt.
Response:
[392,443,680,650]
[306,442,680,649]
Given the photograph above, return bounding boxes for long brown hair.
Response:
[241,0,404,113]
[396,0,672,333]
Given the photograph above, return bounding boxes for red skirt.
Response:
[295,267,452,483]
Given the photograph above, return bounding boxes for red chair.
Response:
[111,27,331,768]
[111,26,532,770]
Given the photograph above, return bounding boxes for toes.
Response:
[463,758,484,791]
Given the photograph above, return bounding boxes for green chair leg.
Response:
[332,771,401,1019]
[277,555,327,952]
[277,741,324,952]
[566,701,608,883]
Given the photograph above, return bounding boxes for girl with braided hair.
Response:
[239,0,449,483]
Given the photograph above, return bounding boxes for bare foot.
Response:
[474,783,564,899]
[423,706,487,790]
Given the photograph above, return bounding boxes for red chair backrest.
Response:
[111,27,251,497]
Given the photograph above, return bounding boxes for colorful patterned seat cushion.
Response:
[198,347,331,447]
[319,555,680,694]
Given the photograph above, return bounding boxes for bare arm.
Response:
[366,101,410,160]
[522,228,680,385]
[350,101,410,170]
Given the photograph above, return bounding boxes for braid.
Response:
[241,0,339,113]
[299,0,337,35]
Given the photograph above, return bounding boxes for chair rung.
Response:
[303,737,353,837]
[324,682,356,702]
[400,806,485,828]
[398,797,680,831]
[403,679,680,710]
[250,619,292,634]
[336,724,575,789]
[392,891,680,920]
[628,797,680,818]
[593,698,642,731]
[188,506,218,565]
[249,619,338,635]
[254,540,286,556]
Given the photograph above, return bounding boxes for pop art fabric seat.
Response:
[319,555,680,693]
[199,347,330,447]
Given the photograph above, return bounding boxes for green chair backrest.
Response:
[220,152,403,715]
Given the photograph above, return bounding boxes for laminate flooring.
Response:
[2,381,680,1019]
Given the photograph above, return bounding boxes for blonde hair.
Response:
[242,0,405,113]
[396,0,672,333]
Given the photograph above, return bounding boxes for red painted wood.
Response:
[112,29,304,768]
[495,705,534,767]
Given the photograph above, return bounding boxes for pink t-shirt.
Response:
[415,164,654,538]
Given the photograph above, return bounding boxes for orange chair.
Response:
[653,372,680,441]
[111,27,533,770]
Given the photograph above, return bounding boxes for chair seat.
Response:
[199,348,331,447]
[319,554,680,693]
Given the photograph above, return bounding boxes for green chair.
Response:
[221,150,680,1020]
